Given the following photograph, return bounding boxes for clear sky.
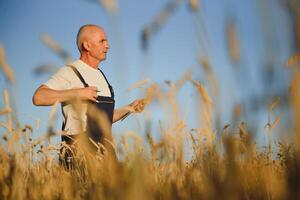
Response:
[0,0,295,154]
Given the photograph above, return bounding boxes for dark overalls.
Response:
[60,65,116,169]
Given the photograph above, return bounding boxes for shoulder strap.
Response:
[98,69,110,85]
[67,64,89,88]
[98,69,114,98]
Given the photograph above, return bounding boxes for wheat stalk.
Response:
[0,45,15,83]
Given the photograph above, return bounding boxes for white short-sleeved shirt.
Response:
[44,59,112,135]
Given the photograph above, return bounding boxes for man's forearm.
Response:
[113,106,131,123]
[112,99,145,123]
[33,85,79,106]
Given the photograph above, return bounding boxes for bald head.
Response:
[76,24,104,53]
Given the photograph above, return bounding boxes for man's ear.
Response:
[82,41,90,51]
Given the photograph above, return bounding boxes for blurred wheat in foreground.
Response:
[0,71,300,200]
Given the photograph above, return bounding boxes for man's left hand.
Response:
[128,99,145,113]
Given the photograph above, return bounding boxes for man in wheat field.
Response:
[32,24,144,168]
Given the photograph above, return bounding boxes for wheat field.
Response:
[0,70,300,199]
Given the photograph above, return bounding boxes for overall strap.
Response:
[98,69,114,98]
[98,69,110,85]
[67,64,89,88]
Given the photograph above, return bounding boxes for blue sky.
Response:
[0,0,295,153]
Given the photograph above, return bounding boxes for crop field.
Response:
[0,70,300,199]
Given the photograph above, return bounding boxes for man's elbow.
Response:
[32,91,42,106]
[32,85,48,106]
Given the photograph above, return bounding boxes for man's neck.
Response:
[80,54,100,69]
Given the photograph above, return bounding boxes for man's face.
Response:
[88,28,110,62]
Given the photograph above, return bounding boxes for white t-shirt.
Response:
[44,59,112,135]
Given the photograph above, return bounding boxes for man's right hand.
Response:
[77,86,98,102]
